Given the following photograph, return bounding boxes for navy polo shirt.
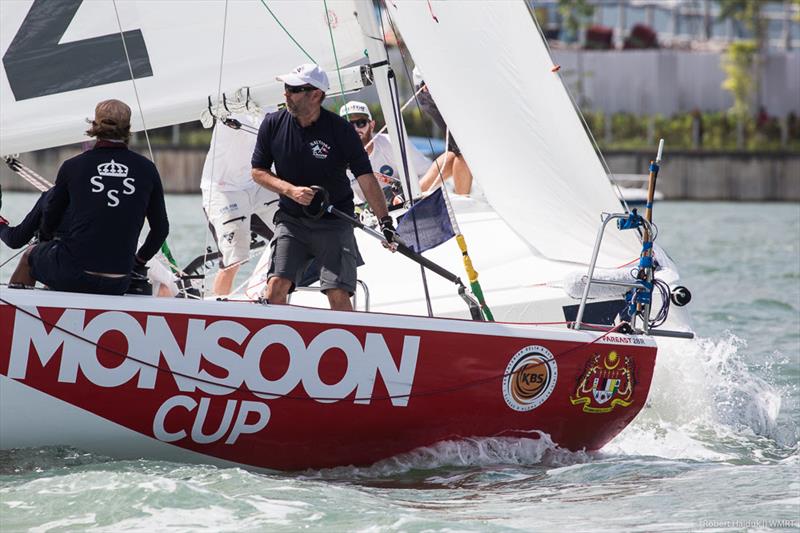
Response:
[251,108,373,218]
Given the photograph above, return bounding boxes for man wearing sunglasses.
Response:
[251,64,395,312]
[339,100,430,206]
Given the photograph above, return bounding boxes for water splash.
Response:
[608,332,798,462]
[304,433,592,479]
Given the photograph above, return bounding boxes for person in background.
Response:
[413,67,474,195]
[251,63,395,311]
[201,112,279,295]
[9,99,169,295]
[339,100,430,206]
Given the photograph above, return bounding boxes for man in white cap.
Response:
[339,100,430,206]
[201,111,278,295]
[251,63,395,311]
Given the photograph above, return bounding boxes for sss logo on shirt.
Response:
[90,160,136,207]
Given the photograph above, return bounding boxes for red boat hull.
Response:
[0,291,656,470]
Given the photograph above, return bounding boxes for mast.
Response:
[353,0,421,201]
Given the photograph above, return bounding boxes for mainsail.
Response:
[387,1,640,266]
[0,0,364,155]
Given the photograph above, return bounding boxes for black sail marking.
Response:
[3,0,153,101]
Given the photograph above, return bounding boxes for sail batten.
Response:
[388,1,639,265]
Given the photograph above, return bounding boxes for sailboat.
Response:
[0,0,690,471]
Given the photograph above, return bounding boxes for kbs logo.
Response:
[502,345,557,412]
[8,308,421,445]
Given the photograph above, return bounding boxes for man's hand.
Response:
[288,186,315,206]
[380,216,399,252]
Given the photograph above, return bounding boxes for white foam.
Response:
[607,332,797,460]
[304,433,591,478]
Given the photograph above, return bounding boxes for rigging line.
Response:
[377,0,433,317]
[380,3,493,320]
[364,85,425,151]
[322,0,347,109]
[525,3,631,214]
[0,248,26,269]
[381,4,446,185]
[5,157,53,190]
[0,294,624,402]
[111,1,154,164]
[112,0,181,276]
[4,160,50,192]
[202,0,231,300]
[259,0,315,63]
[434,129,494,321]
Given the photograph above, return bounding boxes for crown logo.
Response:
[97,159,128,178]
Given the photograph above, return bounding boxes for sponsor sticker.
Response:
[502,345,557,411]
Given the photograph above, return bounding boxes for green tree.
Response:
[721,40,758,148]
[718,0,766,46]
[557,0,594,42]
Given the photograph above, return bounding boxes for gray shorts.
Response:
[268,210,358,294]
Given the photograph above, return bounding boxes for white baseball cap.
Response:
[276,63,329,91]
[339,100,372,120]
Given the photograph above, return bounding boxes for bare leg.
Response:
[213,263,240,295]
[452,155,473,195]
[325,288,353,311]
[419,151,455,192]
[157,283,174,297]
[9,246,36,287]
[264,276,292,304]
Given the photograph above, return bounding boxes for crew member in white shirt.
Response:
[201,112,279,295]
[339,101,430,206]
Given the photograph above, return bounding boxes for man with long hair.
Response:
[9,99,169,295]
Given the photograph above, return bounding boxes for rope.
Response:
[259,0,316,63]
[201,0,231,299]
[322,0,348,109]
[0,294,626,403]
[111,1,154,164]
[0,248,26,269]
[364,85,425,151]
[435,130,494,321]
[380,4,493,320]
[376,1,434,317]
[112,0,181,274]
[4,158,51,192]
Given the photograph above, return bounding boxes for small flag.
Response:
[397,189,455,253]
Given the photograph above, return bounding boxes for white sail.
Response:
[387,0,640,266]
[0,0,364,155]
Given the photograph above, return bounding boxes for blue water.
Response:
[1,196,798,532]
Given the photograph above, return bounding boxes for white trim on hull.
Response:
[0,375,253,471]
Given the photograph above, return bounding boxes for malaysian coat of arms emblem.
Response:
[570,351,636,413]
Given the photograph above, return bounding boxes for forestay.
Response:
[0,0,364,155]
[388,1,639,266]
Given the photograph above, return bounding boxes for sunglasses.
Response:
[349,119,370,128]
[284,84,317,94]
